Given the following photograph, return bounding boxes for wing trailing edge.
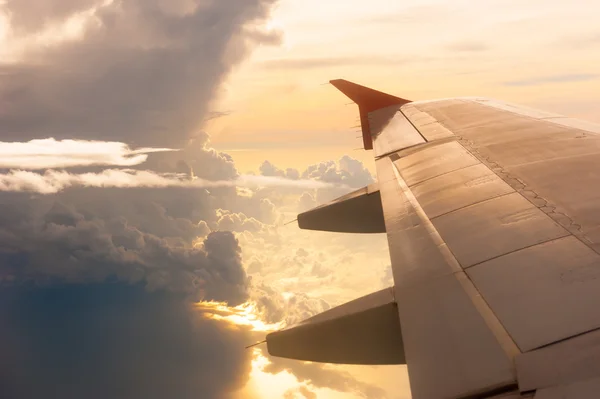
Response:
[266,287,405,365]
[330,79,411,150]
[297,183,385,233]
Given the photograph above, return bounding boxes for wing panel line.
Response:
[402,103,597,256]
[427,191,514,221]
[390,161,521,361]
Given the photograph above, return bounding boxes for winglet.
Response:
[330,79,411,150]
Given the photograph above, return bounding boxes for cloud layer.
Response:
[0,168,342,194]
[0,1,396,398]
[0,138,177,169]
[0,0,280,146]
[0,1,283,399]
[0,283,254,399]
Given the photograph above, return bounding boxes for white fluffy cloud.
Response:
[0,168,343,194]
[0,138,177,169]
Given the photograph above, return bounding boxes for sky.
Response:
[209,0,600,173]
[0,1,598,399]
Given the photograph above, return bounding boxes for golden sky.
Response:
[210,0,600,174]
[1,1,599,398]
[207,1,600,397]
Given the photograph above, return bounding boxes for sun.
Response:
[196,300,284,332]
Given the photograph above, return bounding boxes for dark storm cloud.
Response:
[0,283,253,399]
[0,0,281,146]
[0,190,249,304]
[503,73,600,86]
[0,0,280,299]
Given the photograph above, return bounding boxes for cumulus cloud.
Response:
[216,210,264,233]
[0,1,284,396]
[0,195,249,303]
[257,156,375,208]
[0,0,281,146]
[259,160,300,180]
[260,156,374,190]
[0,138,177,169]
[302,155,373,187]
[256,155,375,206]
[250,282,331,326]
[297,191,317,212]
[0,1,394,398]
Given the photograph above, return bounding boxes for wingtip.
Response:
[327,79,411,151]
[328,79,410,108]
[329,79,349,89]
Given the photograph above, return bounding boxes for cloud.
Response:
[0,282,254,399]
[0,168,343,194]
[0,0,281,147]
[0,197,249,303]
[503,73,600,86]
[251,283,331,326]
[284,386,317,399]
[205,110,233,122]
[261,349,386,399]
[216,210,265,233]
[3,0,101,35]
[0,138,177,169]
[298,191,317,212]
[0,0,284,306]
[301,155,373,187]
[0,2,395,398]
[259,160,299,180]
[300,155,374,204]
[380,266,393,287]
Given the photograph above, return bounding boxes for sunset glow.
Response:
[1,0,599,398]
[197,301,285,333]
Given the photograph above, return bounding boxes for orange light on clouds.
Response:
[197,300,285,332]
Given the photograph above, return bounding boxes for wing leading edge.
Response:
[266,79,600,399]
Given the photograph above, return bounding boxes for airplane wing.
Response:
[267,80,600,399]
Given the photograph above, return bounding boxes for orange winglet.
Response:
[330,79,411,150]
